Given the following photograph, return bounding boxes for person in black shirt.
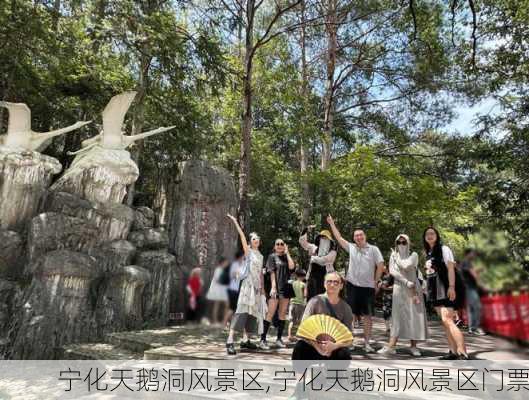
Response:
[460,248,486,335]
[260,239,295,349]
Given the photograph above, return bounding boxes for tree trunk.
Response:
[52,0,61,30]
[237,0,255,231]
[321,0,337,172]
[299,0,311,227]
[318,0,338,225]
[125,52,151,206]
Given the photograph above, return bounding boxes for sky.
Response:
[444,97,500,136]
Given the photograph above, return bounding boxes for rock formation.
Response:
[0,229,24,279]
[0,94,238,360]
[137,250,179,324]
[3,191,180,359]
[168,160,238,291]
[0,150,62,231]
[6,250,102,359]
[95,265,151,335]
[0,101,89,231]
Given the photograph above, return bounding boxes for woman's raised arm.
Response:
[227,214,249,256]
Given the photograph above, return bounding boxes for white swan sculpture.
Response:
[0,101,90,152]
[68,91,175,156]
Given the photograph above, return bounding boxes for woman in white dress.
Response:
[225,214,266,355]
[378,234,428,356]
[206,257,229,325]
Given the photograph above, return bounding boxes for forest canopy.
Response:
[1,0,528,290]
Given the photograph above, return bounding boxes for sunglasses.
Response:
[275,242,285,246]
[397,241,407,245]
[325,280,341,285]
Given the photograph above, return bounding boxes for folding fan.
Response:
[297,314,353,344]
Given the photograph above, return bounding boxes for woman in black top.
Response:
[423,226,468,360]
[260,239,295,349]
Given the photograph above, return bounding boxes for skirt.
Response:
[206,281,228,302]
[427,272,466,310]
[307,263,326,300]
[231,312,258,333]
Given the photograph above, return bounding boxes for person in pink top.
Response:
[186,267,203,323]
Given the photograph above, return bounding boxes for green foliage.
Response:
[1,0,527,288]
[467,227,527,291]
[449,0,529,268]
[320,146,476,259]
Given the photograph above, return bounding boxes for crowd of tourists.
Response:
[185,214,486,363]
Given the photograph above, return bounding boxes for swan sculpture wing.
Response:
[122,126,176,148]
[31,120,92,152]
[0,101,31,134]
[101,91,137,148]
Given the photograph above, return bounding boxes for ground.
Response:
[63,317,529,361]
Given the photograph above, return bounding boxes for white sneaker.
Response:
[410,347,421,357]
[259,340,270,350]
[364,344,376,353]
[474,328,486,336]
[275,339,286,348]
[377,346,396,355]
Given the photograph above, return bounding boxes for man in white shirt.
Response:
[327,215,385,353]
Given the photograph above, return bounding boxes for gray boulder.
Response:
[0,279,22,340]
[6,250,101,359]
[0,230,24,278]
[168,160,238,284]
[128,228,168,250]
[132,206,155,231]
[27,212,100,264]
[43,191,134,242]
[49,148,139,204]
[95,265,151,335]
[88,240,136,274]
[0,150,62,232]
[136,250,180,325]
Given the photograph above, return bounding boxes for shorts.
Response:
[346,282,375,316]
[228,289,239,312]
[275,282,295,299]
[289,303,305,327]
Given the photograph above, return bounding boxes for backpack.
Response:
[218,266,230,285]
